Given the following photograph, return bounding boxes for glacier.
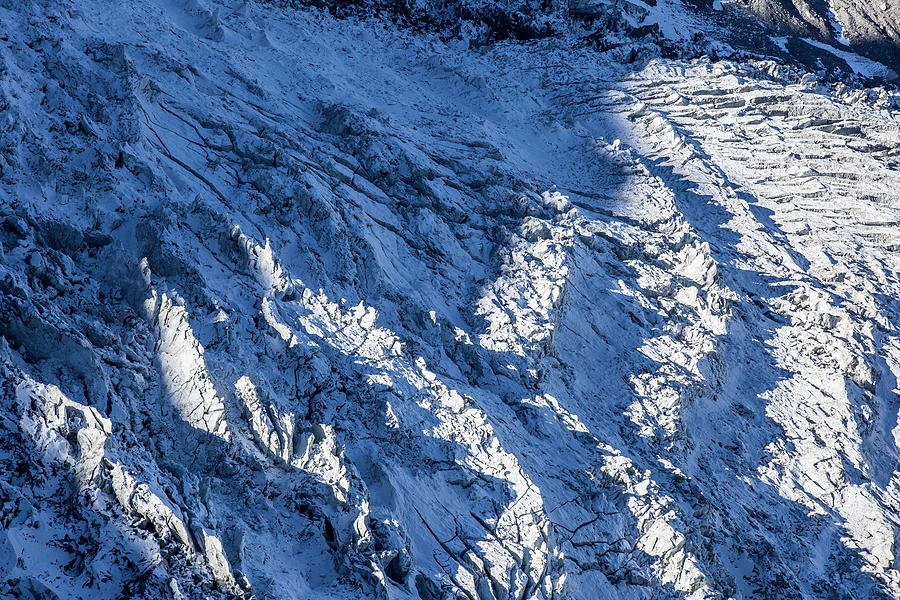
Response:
[2,0,900,599]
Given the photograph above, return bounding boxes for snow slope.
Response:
[2,1,900,599]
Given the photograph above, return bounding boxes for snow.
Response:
[800,37,897,79]
[825,0,852,46]
[2,1,900,599]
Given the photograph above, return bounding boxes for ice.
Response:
[2,0,900,599]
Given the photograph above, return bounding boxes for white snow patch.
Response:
[825,0,851,46]
[801,37,898,79]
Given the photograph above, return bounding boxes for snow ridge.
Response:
[2,1,900,600]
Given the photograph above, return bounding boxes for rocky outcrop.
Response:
[726,0,900,69]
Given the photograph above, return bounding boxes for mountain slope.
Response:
[734,0,900,68]
[2,1,900,599]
